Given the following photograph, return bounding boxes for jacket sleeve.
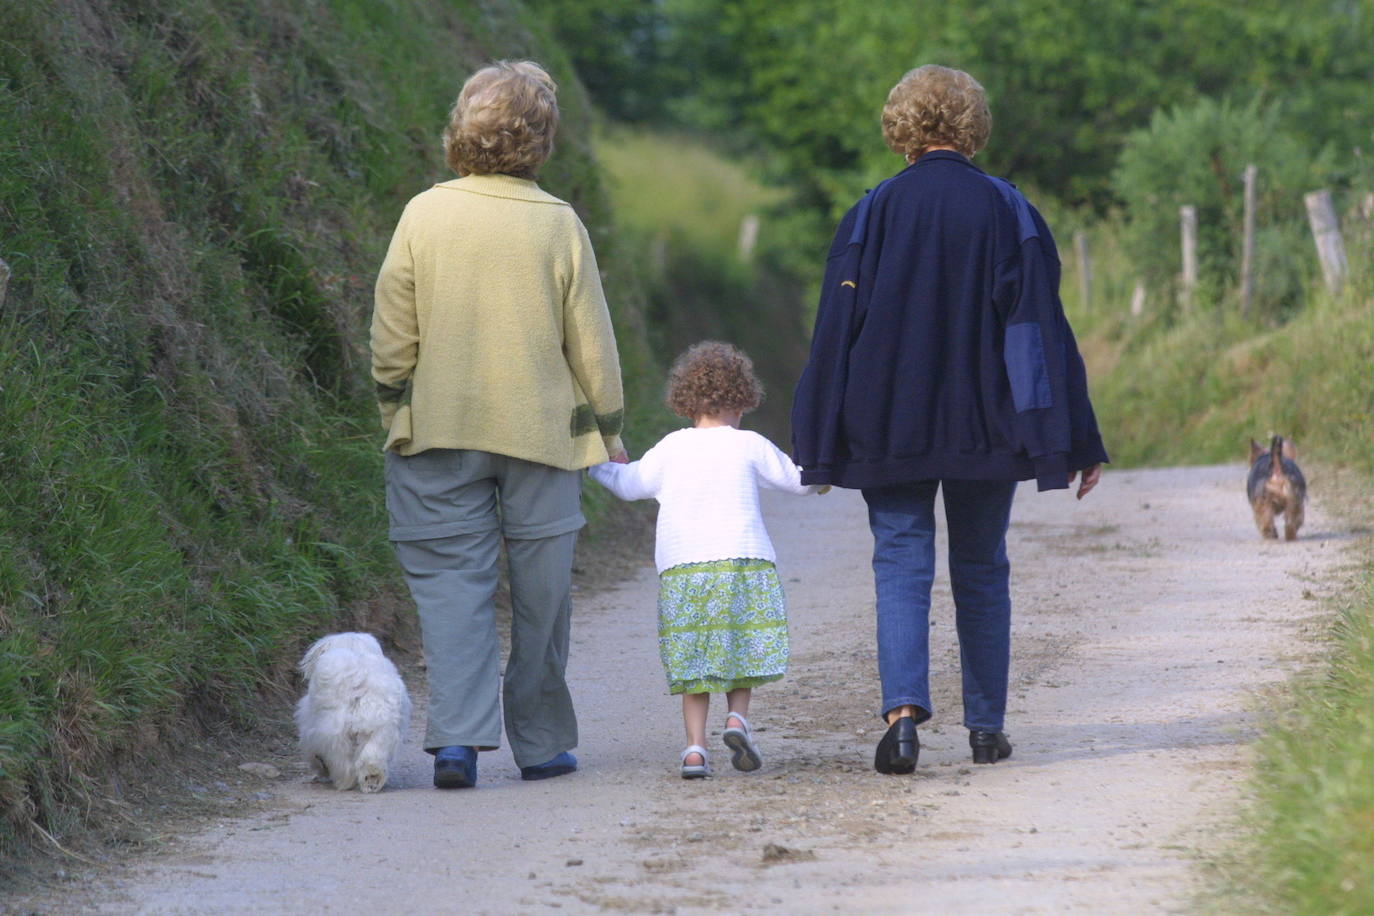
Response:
[563,215,626,458]
[992,196,1075,491]
[370,204,419,430]
[790,204,863,483]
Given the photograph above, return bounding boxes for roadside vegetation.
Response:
[0,0,666,868]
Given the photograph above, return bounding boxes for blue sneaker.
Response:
[519,751,577,781]
[433,746,477,789]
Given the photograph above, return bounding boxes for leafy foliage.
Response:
[538,0,1374,276]
[1112,96,1336,319]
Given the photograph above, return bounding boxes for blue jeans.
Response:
[862,479,1017,732]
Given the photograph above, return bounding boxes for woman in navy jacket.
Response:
[792,65,1107,774]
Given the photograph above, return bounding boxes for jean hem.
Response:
[878,699,932,725]
[963,720,1005,733]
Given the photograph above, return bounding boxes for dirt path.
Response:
[10,465,1358,914]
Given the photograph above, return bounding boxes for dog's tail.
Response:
[1269,435,1286,480]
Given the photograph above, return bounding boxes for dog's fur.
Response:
[295,632,411,793]
[1247,435,1307,541]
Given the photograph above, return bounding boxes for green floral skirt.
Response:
[657,558,789,695]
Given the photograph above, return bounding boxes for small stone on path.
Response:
[761,843,816,865]
[237,762,281,779]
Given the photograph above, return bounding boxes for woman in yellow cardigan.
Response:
[370,60,626,789]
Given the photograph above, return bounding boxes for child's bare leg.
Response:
[725,687,752,726]
[682,692,709,766]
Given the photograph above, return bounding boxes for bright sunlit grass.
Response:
[595,127,784,266]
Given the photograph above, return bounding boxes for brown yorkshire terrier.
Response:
[1247,435,1307,541]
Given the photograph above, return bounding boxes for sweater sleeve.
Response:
[563,215,626,458]
[587,443,663,501]
[370,204,418,430]
[752,434,818,495]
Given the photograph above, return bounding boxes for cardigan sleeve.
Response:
[370,204,419,430]
[587,442,664,501]
[751,433,817,495]
[562,215,626,458]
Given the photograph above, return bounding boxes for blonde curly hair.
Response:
[443,60,558,179]
[665,341,764,420]
[881,65,991,160]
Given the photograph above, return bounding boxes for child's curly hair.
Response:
[665,341,764,420]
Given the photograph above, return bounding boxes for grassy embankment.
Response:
[1061,223,1374,912]
[0,0,666,866]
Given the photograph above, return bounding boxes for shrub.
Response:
[1112,95,1336,321]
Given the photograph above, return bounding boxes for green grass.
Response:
[1081,290,1373,471]
[595,127,785,270]
[1227,563,1374,915]
[0,0,664,864]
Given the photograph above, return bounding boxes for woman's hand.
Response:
[609,449,630,464]
[1069,464,1101,500]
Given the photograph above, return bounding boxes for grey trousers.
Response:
[385,448,584,767]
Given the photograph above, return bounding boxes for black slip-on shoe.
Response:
[874,718,918,774]
[969,730,1013,764]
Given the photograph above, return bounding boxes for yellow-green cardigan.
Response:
[370,174,625,468]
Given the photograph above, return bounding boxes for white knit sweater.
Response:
[588,426,817,573]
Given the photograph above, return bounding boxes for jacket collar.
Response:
[907,149,980,171]
[435,173,566,205]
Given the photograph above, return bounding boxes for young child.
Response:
[589,341,820,778]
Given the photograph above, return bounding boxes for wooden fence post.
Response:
[737,214,760,262]
[1073,230,1092,313]
[1179,205,1197,314]
[1304,189,1348,295]
[1239,164,1257,318]
[1130,280,1146,318]
[0,256,9,308]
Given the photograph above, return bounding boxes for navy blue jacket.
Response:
[791,151,1108,490]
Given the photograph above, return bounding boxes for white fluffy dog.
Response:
[295,632,411,793]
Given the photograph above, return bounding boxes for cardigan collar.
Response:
[435,173,566,206]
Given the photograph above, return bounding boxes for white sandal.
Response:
[722,712,762,772]
[680,745,711,779]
